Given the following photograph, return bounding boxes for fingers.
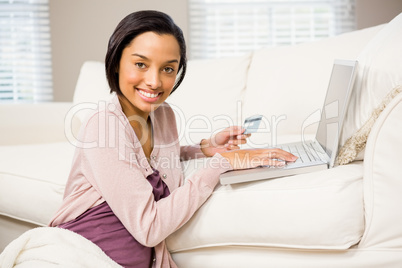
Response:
[263,148,298,162]
[220,126,251,148]
[228,125,245,133]
[227,135,249,146]
[225,126,246,137]
[244,148,298,167]
[222,148,298,170]
[211,126,246,146]
[224,144,240,150]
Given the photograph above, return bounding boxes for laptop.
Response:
[220,59,358,185]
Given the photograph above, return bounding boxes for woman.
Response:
[49,10,296,268]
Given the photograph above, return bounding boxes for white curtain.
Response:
[189,0,356,59]
[0,0,53,103]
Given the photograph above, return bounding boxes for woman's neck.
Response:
[118,94,149,122]
[118,94,153,160]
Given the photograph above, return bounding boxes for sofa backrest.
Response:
[73,61,112,105]
[72,61,113,124]
[243,24,384,148]
[166,53,251,145]
[72,23,385,149]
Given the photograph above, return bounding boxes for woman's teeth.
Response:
[139,90,159,98]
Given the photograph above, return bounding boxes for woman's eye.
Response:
[164,67,174,74]
[135,63,146,69]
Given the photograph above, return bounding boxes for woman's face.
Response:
[118,31,180,118]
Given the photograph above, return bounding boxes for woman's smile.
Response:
[136,87,163,103]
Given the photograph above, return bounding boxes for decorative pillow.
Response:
[337,85,402,165]
[340,13,402,156]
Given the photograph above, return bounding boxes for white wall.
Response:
[49,0,402,102]
[356,0,402,29]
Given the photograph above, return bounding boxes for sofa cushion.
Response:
[167,161,364,251]
[0,142,75,226]
[73,61,112,106]
[72,61,114,124]
[243,25,383,148]
[340,13,402,157]
[167,53,252,145]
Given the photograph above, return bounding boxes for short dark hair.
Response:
[105,10,187,95]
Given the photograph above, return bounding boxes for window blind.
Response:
[189,0,356,59]
[0,0,53,103]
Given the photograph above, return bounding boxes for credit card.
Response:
[243,115,262,134]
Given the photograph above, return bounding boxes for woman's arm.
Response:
[180,126,249,160]
[82,107,296,247]
[80,112,231,247]
[180,144,205,161]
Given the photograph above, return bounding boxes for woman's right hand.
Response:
[220,148,298,170]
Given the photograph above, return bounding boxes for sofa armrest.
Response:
[0,102,74,145]
[360,92,402,248]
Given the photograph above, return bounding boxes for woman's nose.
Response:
[145,68,162,89]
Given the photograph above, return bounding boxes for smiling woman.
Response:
[116,32,182,161]
[105,11,188,97]
[117,32,180,120]
[46,10,296,268]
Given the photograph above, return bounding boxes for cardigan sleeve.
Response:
[180,144,206,161]
[79,111,231,248]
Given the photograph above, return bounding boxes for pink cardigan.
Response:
[49,95,232,267]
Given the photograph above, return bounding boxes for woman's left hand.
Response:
[200,126,250,157]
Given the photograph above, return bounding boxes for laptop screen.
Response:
[315,60,357,166]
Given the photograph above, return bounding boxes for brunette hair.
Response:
[105,10,187,95]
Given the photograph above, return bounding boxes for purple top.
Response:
[58,168,170,268]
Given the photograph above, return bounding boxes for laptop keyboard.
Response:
[278,142,325,164]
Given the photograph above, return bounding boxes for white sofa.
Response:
[1,12,402,267]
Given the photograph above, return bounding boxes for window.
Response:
[0,0,53,103]
[189,0,356,59]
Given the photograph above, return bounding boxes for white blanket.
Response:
[0,227,122,268]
